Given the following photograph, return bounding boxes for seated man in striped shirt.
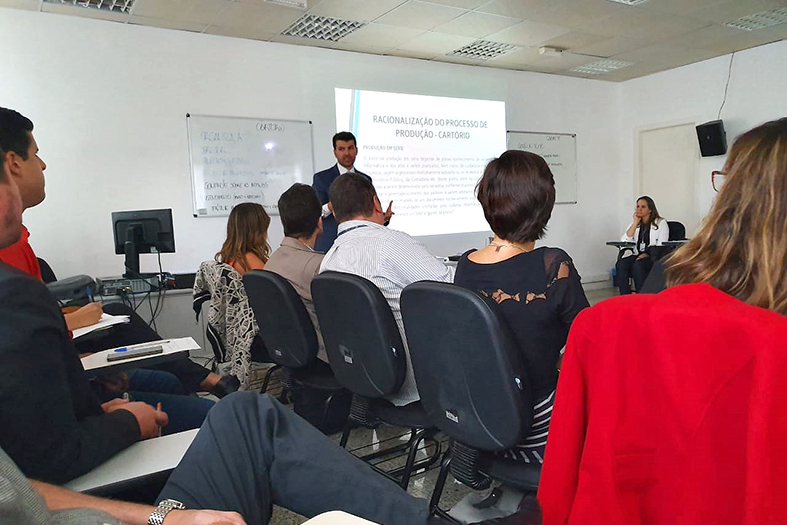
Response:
[319,173,454,407]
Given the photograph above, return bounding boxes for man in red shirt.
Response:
[0,107,103,329]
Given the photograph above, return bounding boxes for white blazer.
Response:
[621,217,670,255]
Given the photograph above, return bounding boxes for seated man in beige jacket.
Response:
[265,183,327,361]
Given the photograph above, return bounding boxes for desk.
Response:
[81,337,199,376]
[605,241,635,249]
[64,429,198,494]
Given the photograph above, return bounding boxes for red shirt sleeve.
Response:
[0,226,43,281]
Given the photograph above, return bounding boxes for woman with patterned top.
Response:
[454,150,589,464]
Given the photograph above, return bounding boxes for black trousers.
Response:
[615,255,653,294]
[75,302,212,392]
[158,393,429,525]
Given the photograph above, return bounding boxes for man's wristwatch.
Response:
[148,499,186,525]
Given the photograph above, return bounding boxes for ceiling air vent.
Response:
[449,40,519,61]
[725,7,787,31]
[43,0,134,13]
[570,59,633,75]
[282,14,365,41]
[265,0,308,8]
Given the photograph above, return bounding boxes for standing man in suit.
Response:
[312,131,392,252]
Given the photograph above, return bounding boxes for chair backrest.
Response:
[243,270,318,369]
[311,271,406,398]
[667,221,686,241]
[401,281,531,451]
[37,257,57,284]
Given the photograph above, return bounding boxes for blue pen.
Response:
[87,286,93,303]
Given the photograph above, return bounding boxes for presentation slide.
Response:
[335,89,506,237]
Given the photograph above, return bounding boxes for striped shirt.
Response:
[497,389,554,464]
[319,220,454,406]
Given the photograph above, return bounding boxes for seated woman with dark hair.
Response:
[615,195,669,294]
[454,150,589,464]
[538,118,787,524]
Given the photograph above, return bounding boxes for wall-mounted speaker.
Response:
[696,120,727,157]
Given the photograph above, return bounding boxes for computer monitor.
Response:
[112,209,175,278]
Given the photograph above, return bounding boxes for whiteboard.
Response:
[507,131,577,204]
[187,114,315,217]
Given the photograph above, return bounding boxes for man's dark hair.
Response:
[0,108,33,159]
[476,150,556,243]
[0,149,6,184]
[278,183,322,238]
[332,131,357,149]
[329,173,376,223]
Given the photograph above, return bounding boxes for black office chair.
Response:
[401,281,540,515]
[37,257,58,284]
[667,220,686,241]
[243,270,347,433]
[311,271,441,489]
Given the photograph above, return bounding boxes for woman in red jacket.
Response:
[538,118,787,525]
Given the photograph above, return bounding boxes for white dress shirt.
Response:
[319,220,454,406]
[621,217,670,255]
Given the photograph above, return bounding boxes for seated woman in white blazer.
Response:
[615,196,669,294]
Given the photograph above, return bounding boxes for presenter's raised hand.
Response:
[384,200,394,223]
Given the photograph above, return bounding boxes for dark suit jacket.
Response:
[312,165,370,253]
[0,262,140,483]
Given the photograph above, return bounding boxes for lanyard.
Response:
[337,224,368,237]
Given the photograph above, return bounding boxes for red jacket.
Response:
[538,284,787,525]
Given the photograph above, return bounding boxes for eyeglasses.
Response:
[711,170,726,193]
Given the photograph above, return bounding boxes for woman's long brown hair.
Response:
[216,202,271,273]
[665,118,787,314]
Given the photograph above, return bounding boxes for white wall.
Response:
[618,40,787,231]
[0,8,621,282]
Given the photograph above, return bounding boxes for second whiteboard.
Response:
[507,131,577,204]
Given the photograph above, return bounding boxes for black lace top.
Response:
[454,247,590,400]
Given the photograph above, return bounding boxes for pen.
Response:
[87,286,93,303]
[157,402,163,437]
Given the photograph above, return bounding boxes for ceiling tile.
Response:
[529,52,601,72]
[204,25,277,40]
[637,0,728,16]
[211,1,302,33]
[436,54,486,66]
[573,35,657,57]
[133,0,231,25]
[331,41,395,55]
[611,43,719,64]
[485,20,571,47]
[600,61,673,81]
[524,0,622,29]
[485,46,542,66]
[236,0,319,7]
[375,1,466,31]
[0,0,38,10]
[431,11,521,38]
[477,0,565,19]
[41,2,130,21]
[129,15,209,32]
[687,0,787,24]
[268,33,338,48]
[541,31,610,50]
[306,0,407,22]
[338,22,425,47]
[394,31,476,54]
[425,0,490,8]
[583,7,709,39]
[385,48,441,60]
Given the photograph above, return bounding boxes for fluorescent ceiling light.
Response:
[570,59,633,74]
[725,7,787,31]
[449,40,519,61]
[282,14,365,41]
[42,0,134,12]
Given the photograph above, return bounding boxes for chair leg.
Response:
[399,429,427,489]
[339,420,355,448]
[429,450,452,516]
[259,364,281,393]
